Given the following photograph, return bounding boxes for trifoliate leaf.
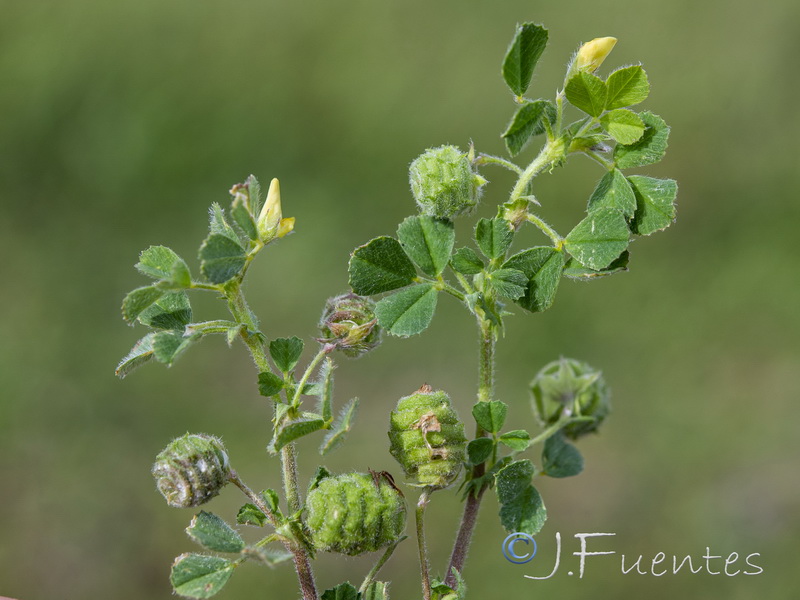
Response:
[258,371,285,397]
[138,292,192,331]
[121,285,164,324]
[199,234,246,284]
[472,400,508,434]
[502,99,557,156]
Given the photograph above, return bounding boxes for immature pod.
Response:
[306,471,406,555]
[409,145,487,219]
[152,433,231,508]
[319,293,381,358]
[530,358,611,440]
[388,385,467,489]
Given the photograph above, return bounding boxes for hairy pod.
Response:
[530,358,611,440]
[306,471,406,555]
[319,293,381,357]
[409,146,487,219]
[388,385,467,489]
[152,433,231,508]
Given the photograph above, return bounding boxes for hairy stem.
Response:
[509,141,560,203]
[359,537,405,594]
[226,287,318,600]
[525,213,563,248]
[445,321,495,587]
[416,489,433,600]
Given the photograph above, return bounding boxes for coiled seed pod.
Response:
[319,293,381,358]
[388,385,467,489]
[152,433,231,508]
[409,145,487,219]
[530,357,610,440]
[306,471,406,555]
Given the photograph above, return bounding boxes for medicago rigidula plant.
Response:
[117,22,675,600]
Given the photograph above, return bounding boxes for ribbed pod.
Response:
[306,472,406,555]
[388,386,466,489]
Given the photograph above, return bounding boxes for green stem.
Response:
[290,346,331,408]
[525,213,564,248]
[416,489,433,600]
[359,537,406,594]
[585,150,615,170]
[476,153,523,175]
[509,141,561,204]
[227,284,271,373]
[229,471,280,528]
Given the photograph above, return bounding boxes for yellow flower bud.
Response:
[575,37,617,73]
[257,178,283,241]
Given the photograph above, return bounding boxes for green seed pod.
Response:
[409,145,487,219]
[306,471,406,555]
[319,293,381,358]
[388,385,467,489]
[530,358,611,440]
[152,433,231,508]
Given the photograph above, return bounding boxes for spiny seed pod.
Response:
[409,145,487,220]
[388,385,467,489]
[530,358,610,440]
[318,293,381,358]
[152,433,231,508]
[306,471,406,555]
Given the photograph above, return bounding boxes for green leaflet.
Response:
[186,511,245,553]
[605,65,650,110]
[152,330,196,366]
[627,175,678,235]
[258,371,284,397]
[498,430,532,451]
[170,553,235,599]
[270,417,327,453]
[321,582,360,600]
[115,332,156,378]
[502,247,565,312]
[320,397,359,455]
[502,99,557,156]
[502,23,548,96]
[136,245,191,288]
[236,504,267,527]
[542,432,584,478]
[613,111,670,169]
[138,292,192,331]
[487,268,528,300]
[121,285,164,324]
[375,283,438,337]
[563,251,630,280]
[466,438,494,466]
[475,217,513,260]
[348,236,417,295]
[199,234,247,284]
[587,169,636,218]
[450,247,484,275]
[565,72,607,117]
[600,109,645,145]
[472,400,508,433]
[494,460,547,535]
[397,215,455,277]
[564,208,629,271]
[269,336,304,373]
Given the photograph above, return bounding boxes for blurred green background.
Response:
[2,0,798,598]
